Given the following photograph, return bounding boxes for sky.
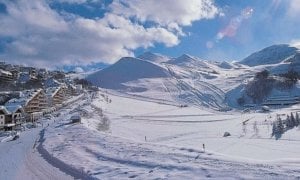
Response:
[0,0,299,68]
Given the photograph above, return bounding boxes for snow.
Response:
[25,91,300,179]
[5,89,43,108]
[0,69,12,76]
[87,53,252,110]
[0,126,72,180]
[241,44,299,66]
[167,54,210,69]
[138,52,170,63]
[2,45,300,178]
[86,57,170,90]
[1,90,300,179]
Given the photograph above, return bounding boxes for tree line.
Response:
[272,112,300,140]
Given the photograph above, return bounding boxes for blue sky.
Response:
[0,0,299,68]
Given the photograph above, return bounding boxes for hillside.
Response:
[86,57,170,90]
[87,44,300,110]
[167,54,210,69]
[138,52,170,63]
[241,44,299,66]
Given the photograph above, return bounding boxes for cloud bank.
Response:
[0,0,219,67]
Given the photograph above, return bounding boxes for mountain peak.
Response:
[137,51,169,63]
[177,54,196,60]
[241,44,299,66]
[86,56,169,89]
[167,54,210,69]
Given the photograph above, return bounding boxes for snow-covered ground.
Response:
[37,91,300,179]
[0,123,73,180]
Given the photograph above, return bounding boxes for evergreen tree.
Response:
[296,113,300,127]
[285,115,291,129]
[272,122,277,137]
[277,117,284,134]
[272,121,282,140]
[291,112,296,128]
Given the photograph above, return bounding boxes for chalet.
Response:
[0,105,24,130]
[10,69,20,80]
[0,69,13,82]
[5,89,48,122]
[66,84,81,96]
[37,68,48,80]
[0,106,9,130]
[46,86,67,107]
[5,105,24,125]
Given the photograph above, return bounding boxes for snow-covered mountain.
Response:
[86,57,170,90]
[87,44,300,110]
[240,44,299,66]
[167,54,210,69]
[138,52,170,63]
[87,53,246,110]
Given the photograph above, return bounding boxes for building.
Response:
[10,69,20,80]
[5,89,48,122]
[5,105,24,125]
[0,106,10,129]
[46,86,67,107]
[0,69,13,82]
[66,84,80,96]
[0,105,24,130]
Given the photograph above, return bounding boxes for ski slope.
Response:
[38,91,300,179]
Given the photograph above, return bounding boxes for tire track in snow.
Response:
[37,129,96,180]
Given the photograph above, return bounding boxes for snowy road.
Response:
[0,126,73,180]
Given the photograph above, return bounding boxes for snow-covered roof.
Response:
[44,78,62,88]
[5,105,23,114]
[0,69,12,76]
[0,106,10,114]
[5,89,43,108]
[46,87,61,98]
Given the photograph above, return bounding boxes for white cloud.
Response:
[48,0,102,4]
[1,0,68,36]
[0,0,219,67]
[110,0,219,27]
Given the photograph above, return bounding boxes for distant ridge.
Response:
[138,52,170,63]
[240,44,299,66]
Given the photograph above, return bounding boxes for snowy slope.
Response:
[241,44,299,66]
[138,52,170,63]
[167,54,211,69]
[87,52,256,110]
[86,57,170,90]
[87,44,300,110]
[39,91,300,179]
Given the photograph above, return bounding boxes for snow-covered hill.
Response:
[241,44,299,66]
[87,53,249,110]
[167,54,210,69]
[87,44,300,110]
[138,52,170,63]
[86,57,170,90]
